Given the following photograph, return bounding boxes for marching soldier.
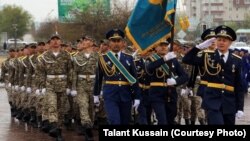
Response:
[134,49,153,124]
[0,49,15,116]
[36,34,71,140]
[186,28,217,125]
[93,29,141,125]
[71,35,97,141]
[146,40,188,125]
[183,25,245,125]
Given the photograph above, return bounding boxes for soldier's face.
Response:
[216,37,232,52]
[155,44,168,56]
[109,38,123,53]
[100,43,109,53]
[82,39,93,49]
[50,38,61,48]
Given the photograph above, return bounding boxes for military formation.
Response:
[0,25,247,140]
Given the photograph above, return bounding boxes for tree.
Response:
[0,5,32,39]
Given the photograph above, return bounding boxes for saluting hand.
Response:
[196,37,216,50]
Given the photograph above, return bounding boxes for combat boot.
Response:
[199,119,205,125]
[84,128,94,141]
[49,122,58,138]
[29,111,37,123]
[22,109,31,123]
[185,119,190,125]
[56,128,64,141]
[191,120,196,125]
[64,114,72,130]
[16,108,24,120]
[42,120,51,133]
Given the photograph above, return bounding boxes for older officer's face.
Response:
[109,38,123,53]
[216,37,232,53]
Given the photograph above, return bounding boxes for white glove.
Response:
[26,87,32,94]
[71,90,77,97]
[41,88,46,95]
[35,89,41,95]
[15,85,19,91]
[66,88,71,95]
[164,51,176,61]
[189,89,194,96]
[8,83,12,88]
[180,89,187,96]
[133,99,140,111]
[248,87,250,93]
[196,37,216,50]
[21,86,25,92]
[167,78,177,86]
[132,49,139,58]
[94,96,100,106]
[235,110,244,119]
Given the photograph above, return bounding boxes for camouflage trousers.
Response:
[176,94,191,124]
[44,88,69,127]
[74,79,94,127]
[190,96,205,121]
[4,84,12,104]
[35,94,45,117]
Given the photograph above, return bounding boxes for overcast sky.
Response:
[0,0,58,22]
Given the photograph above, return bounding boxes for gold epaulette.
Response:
[148,56,155,61]
[72,51,79,57]
[134,59,140,62]
[203,49,215,53]
[232,53,242,59]
[22,56,27,60]
[37,51,47,59]
[123,52,133,56]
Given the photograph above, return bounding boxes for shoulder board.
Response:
[134,59,140,62]
[37,54,43,59]
[148,56,155,61]
[70,52,75,56]
[37,51,47,58]
[203,50,215,53]
[123,52,132,56]
[232,53,242,59]
[72,51,79,57]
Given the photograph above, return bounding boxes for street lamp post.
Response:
[12,24,18,49]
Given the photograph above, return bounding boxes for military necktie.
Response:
[220,54,225,67]
[115,53,119,60]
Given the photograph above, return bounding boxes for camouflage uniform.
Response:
[37,50,71,127]
[72,51,98,127]
[1,58,11,103]
[176,54,191,125]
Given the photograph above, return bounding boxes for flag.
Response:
[125,0,177,53]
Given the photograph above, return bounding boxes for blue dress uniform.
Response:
[183,25,244,125]
[187,28,217,98]
[93,29,140,125]
[134,57,151,124]
[146,56,188,125]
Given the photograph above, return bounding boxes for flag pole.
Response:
[169,1,177,52]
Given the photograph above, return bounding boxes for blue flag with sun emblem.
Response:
[125,0,177,53]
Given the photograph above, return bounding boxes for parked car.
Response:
[6,38,27,48]
[230,42,250,52]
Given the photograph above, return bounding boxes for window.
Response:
[245,0,250,4]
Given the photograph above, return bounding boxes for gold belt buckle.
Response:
[222,84,226,89]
